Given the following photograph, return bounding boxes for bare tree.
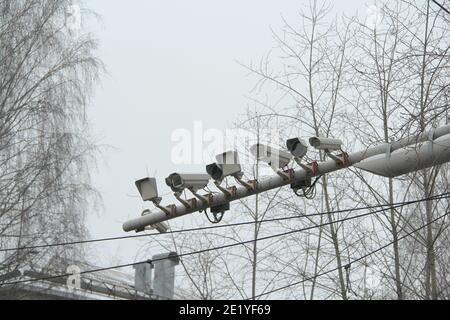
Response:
[236,0,450,300]
[137,0,449,301]
[240,0,354,299]
[0,0,101,292]
[344,0,450,300]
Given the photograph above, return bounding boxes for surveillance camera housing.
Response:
[135,177,159,202]
[286,138,308,158]
[206,151,242,181]
[250,144,292,169]
[206,163,223,181]
[165,173,210,193]
[309,137,343,151]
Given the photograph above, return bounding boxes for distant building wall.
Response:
[152,252,180,300]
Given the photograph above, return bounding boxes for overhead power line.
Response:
[1,203,448,287]
[1,192,449,253]
[251,212,449,299]
[432,0,450,15]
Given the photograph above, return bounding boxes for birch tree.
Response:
[0,0,100,290]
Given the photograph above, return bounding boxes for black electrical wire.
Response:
[251,212,449,299]
[432,0,450,15]
[1,192,449,253]
[296,175,322,199]
[204,211,224,224]
[1,203,448,287]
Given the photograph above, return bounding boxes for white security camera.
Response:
[309,137,343,152]
[250,143,292,169]
[165,173,210,193]
[286,138,308,158]
[206,150,242,181]
[135,177,159,202]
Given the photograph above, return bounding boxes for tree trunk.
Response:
[423,172,438,299]
[323,176,347,300]
[388,178,403,299]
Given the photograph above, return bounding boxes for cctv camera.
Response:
[135,177,159,202]
[286,138,308,158]
[250,143,292,169]
[309,137,343,152]
[206,151,242,181]
[165,173,210,193]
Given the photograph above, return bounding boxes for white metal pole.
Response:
[123,125,450,232]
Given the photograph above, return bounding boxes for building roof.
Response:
[0,258,157,300]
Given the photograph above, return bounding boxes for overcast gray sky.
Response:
[86,0,374,268]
